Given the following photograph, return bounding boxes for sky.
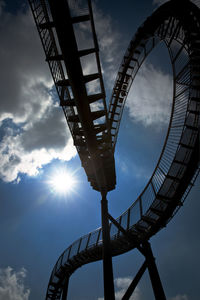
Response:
[0,0,199,299]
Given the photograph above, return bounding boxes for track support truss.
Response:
[138,243,166,300]
[108,215,166,300]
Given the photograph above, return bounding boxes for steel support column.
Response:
[141,242,166,300]
[101,192,115,300]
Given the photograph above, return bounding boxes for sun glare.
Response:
[48,169,77,195]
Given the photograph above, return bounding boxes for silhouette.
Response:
[29,0,200,299]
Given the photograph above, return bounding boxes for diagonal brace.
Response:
[122,261,147,300]
[108,214,166,300]
[108,213,137,244]
[138,242,166,300]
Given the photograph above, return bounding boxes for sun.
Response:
[48,168,77,195]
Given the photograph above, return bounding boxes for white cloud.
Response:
[0,5,76,182]
[114,277,141,300]
[98,277,141,300]
[126,63,172,128]
[0,267,30,300]
[97,275,190,300]
[0,128,76,182]
[94,5,121,64]
[98,277,189,300]
[169,295,189,300]
[93,5,122,89]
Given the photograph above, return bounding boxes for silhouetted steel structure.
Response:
[29,0,200,299]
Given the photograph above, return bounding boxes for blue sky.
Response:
[0,0,199,299]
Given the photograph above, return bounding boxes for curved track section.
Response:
[29,0,116,192]
[40,0,200,299]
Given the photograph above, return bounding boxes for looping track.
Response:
[29,0,200,299]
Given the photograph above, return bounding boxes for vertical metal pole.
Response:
[144,242,166,300]
[101,192,115,300]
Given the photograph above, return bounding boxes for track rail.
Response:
[29,0,116,192]
[39,1,200,298]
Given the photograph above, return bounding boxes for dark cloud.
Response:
[21,107,69,151]
[0,4,76,182]
[0,8,51,123]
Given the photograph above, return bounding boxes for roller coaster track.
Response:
[29,0,200,299]
[29,0,116,192]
